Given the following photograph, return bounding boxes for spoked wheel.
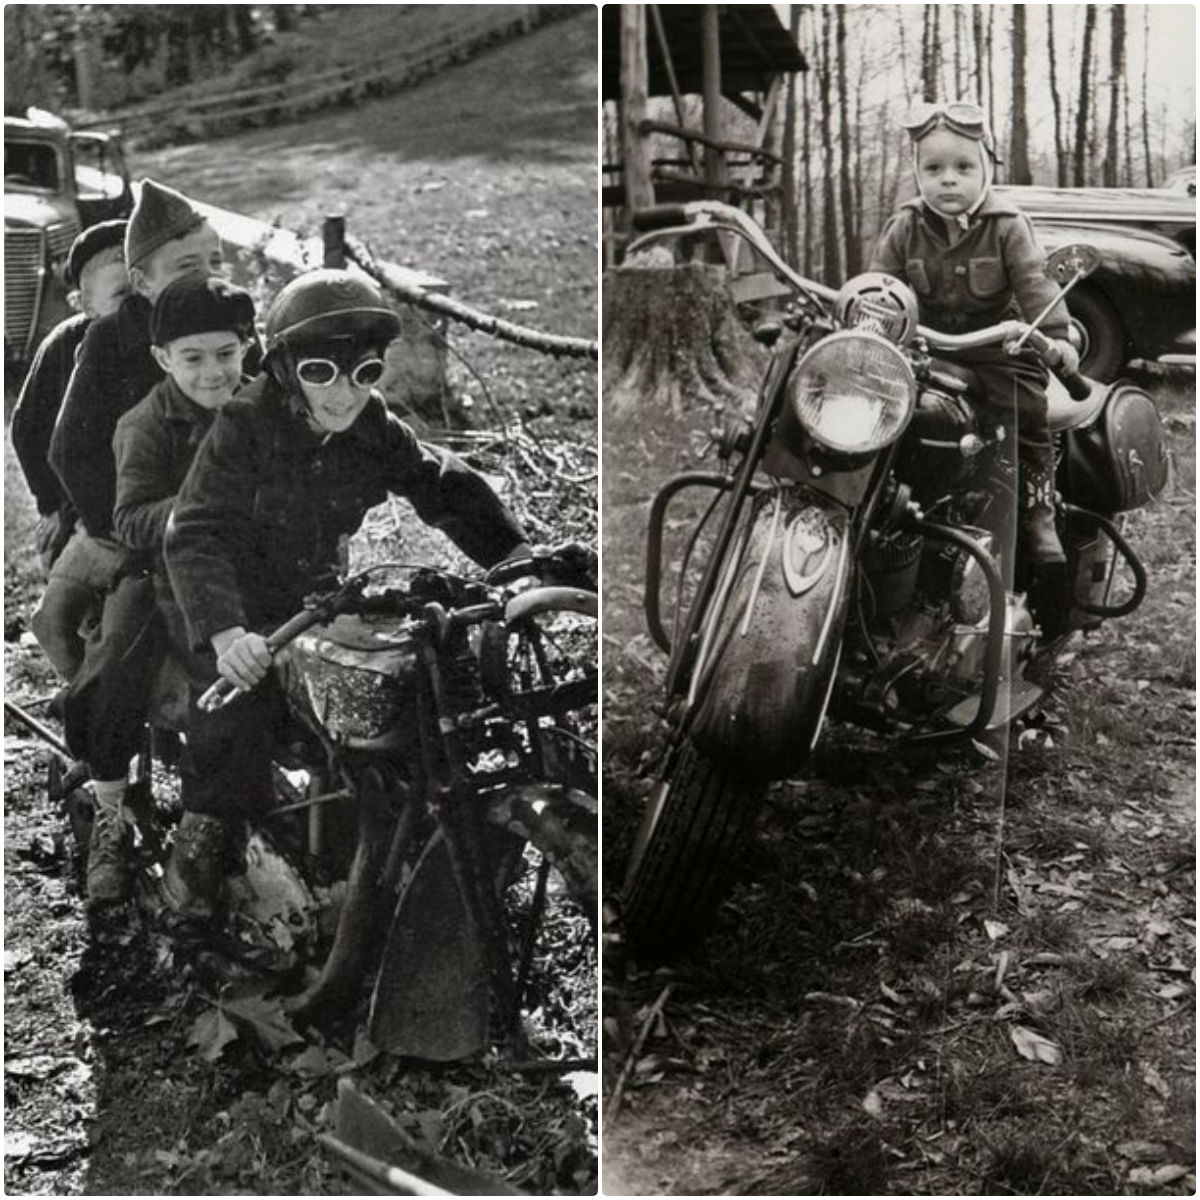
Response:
[622,735,768,959]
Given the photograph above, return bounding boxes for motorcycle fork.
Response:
[415,638,525,1048]
[661,346,797,701]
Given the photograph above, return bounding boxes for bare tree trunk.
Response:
[971,6,984,104]
[1072,4,1097,187]
[1103,4,1125,187]
[1122,55,1134,186]
[953,5,963,99]
[985,6,996,136]
[1047,6,1067,187]
[1009,6,1032,184]
[1140,5,1154,186]
[896,6,915,107]
[701,5,725,200]
[802,6,814,275]
[819,7,841,282]
[853,58,866,262]
[836,6,860,276]
[920,6,938,103]
[782,6,801,268]
[619,5,653,219]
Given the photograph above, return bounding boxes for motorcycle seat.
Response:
[1045,372,1107,434]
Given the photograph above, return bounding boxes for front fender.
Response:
[688,488,851,780]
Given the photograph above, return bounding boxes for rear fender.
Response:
[687,488,851,780]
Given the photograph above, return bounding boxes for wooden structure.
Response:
[602,4,806,267]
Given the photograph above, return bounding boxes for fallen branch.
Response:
[346,235,597,362]
[4,699,70,759]
[605,983,673,1124]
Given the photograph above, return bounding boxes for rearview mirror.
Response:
[1044,244,1101,285]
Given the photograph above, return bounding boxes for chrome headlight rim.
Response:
[789,330,918,456]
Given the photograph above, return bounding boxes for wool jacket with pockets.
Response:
[164,374,529,652]
[869,193,1071,339]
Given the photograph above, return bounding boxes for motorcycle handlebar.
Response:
[635,201,1095,401]
[922,322,1092,401]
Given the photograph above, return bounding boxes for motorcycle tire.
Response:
[621,737,768,958]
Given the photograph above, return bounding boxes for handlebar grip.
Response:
[630,205,690,233]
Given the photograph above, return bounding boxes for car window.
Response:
[5,141,61,192]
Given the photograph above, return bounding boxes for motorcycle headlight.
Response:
[789,331,917,455]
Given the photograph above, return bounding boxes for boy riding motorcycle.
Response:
[162,269,532,918]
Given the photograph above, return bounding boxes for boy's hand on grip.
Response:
[211,626,273,691]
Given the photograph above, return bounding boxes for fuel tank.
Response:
[688,487,851,780]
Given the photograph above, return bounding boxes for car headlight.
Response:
[788,331,917,454]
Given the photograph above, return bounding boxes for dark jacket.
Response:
[11,312,90,517]
[48,293,161,539]
[112,376,217,554]
[869,192,1071,338]
[112,376,221,665]
[49,291,263,539]
[165,375,528,651]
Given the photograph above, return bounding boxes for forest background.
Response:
[602,3,1197,282]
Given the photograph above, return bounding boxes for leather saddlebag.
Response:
[1065,382,1170,513]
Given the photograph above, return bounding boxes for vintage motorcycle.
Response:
[57,546,599,1061]
[621,201,1169,955]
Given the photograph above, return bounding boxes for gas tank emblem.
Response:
[782,508,839,596]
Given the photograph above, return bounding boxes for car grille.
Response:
[5,227,45,358]
[4,220,79,359]
[47,219,80,263]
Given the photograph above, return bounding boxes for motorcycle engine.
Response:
[843,532,1038,728]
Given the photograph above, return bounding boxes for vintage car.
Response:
[5,107,133,366]
[996,184,1196,380]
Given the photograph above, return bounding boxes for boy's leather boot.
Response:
[87,783,134,906]
[164,811,234,920]
[1019,443,1066,565]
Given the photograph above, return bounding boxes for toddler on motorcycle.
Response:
[869,101,1080,564]
[161,268,532,920]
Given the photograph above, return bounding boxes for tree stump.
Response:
[602,257,767,423]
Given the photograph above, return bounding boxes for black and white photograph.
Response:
[601,4,1195,1195]
[4,4,598,1195]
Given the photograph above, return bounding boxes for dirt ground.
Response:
[600,366,1196,1196]
[4,9,597,1196]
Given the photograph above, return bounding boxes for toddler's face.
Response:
[916,128,985,215]
[154,332,245,409]
[77,247,129,318]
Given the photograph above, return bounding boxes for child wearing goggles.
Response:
[158,268,531,919]
[870,101,1080,565]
